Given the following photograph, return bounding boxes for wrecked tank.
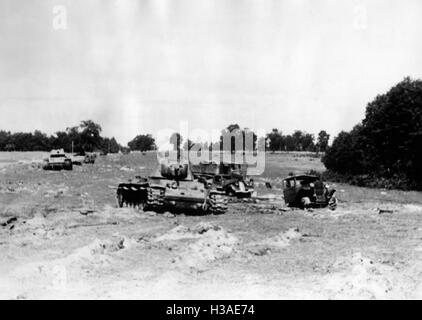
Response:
[116,160,228,215]
[191,161,255,198]
[84,153,97,164]
[42,149,73,171]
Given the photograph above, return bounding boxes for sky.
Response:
[1,0,422,145]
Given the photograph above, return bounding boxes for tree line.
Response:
[0,120,121,154]
[266,129,330,152]
[323,77,422,190]
[128,124,260,153]
[0,120,331,154]
[128,124,331,154]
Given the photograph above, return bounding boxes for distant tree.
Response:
[257,136,266,151]
[100,137,121,154]
[210,141,221,152]
[243,128,258,151]
[361,77,422,180]
[120,146,131,154]
[302,133,316,151]
[80,120,102,137]
[169,132,183,151]
[128,134,156,152]
[266,129,284,151]
[226,124,240,133]
[322,125,366,174]
[109,137,120,153]
[316,130,330,152]
[79,120,102,152]
[290,130,315,151]
[284,135,295,151]
[183,139,195,151]
[292,131,304,151]
[52,131,72,152]
[31,130,51,151]
[220,124,257,152]
[4,143,15,151]
[323,77,422,189]
[0,131,11,151]
[0,120,122,153]
[66,126,82,152]
[220,124,241,152]
[202,142,209,151]
[11,132,33,151]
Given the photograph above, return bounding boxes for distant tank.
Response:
[84,153,97,164]
[70,153,84,166]
[43,149,73,171]
[116,160,228,215]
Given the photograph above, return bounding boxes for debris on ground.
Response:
[377,208,394,214]
[254,194,279,201]
[248,246,272,256]
[323,252,402,299]
[155,225,199,241]
[71,236,135,259]
[0,216,18,227]
[254,227,302,248]
[79,209,95,216]
[177,224,239,270]
[192,222,221,234]
[120,166,134,172]
[250,202,287,215]
[163,212,176,218]
[153,222,239,270]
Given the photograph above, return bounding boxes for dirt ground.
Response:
[1,152,422,300]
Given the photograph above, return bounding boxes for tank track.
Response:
[208,193,228,215]
[146,187,165,211]
[116,184,148,208]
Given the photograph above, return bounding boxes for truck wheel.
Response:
[328,195,338,210]
[301,197,311,209]
[225,185,236,197]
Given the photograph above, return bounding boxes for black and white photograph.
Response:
[0,0,422,302]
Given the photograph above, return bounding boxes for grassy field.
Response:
[1,151,422,299]
[0,152,48,167]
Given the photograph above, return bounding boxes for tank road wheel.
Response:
[116,185,148,209]
[146,188,165,211]
[209,193,228,215]
[64,160,73,171]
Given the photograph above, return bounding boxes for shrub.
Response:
[322,77,422,190]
